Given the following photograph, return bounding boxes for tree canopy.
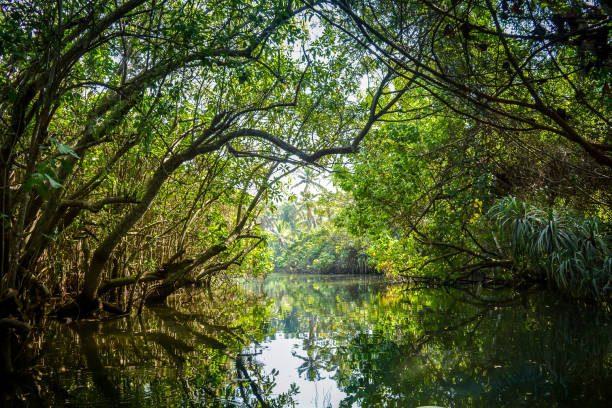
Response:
[0,0,610,347]
[0,0,401,316]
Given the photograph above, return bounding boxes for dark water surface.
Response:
[7,274,612,407]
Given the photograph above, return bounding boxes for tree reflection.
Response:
[9,283,296,407]
[6,275,612,407]
[256,274,612,408]
[292,315,329,381]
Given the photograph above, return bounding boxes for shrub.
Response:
[488,197,612,299]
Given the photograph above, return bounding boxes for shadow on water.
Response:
[2,274,612,407]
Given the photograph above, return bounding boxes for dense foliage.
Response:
[0,0,395,321]
[489,196,612,298]
[1,0,611,388]
[262,172,374,274]
[320,0,612,296]
[332,103,611,295]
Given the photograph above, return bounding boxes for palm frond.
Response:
[488,196,612,299]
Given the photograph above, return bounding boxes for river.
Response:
[6,273,612,407]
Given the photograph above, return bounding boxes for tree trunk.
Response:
[81,157,183,302]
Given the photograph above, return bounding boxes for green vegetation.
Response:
[273,225,372,274]
[489,196,612,298]
[262,173,374,274]
[0,0,386,320]
[1,0,611,396]
[329,116,612,292]
[311,0,612,296]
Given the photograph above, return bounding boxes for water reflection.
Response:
[247,274,612,408]
[6,285,295,407]
[4,274,612,407]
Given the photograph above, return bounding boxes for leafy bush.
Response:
[489,197,612,299]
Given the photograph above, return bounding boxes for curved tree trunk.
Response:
[81,159,180,303]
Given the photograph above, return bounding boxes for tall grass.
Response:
[488,197,612,299]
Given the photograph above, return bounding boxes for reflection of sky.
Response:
[249,334,350,408]
[238,274,387,407]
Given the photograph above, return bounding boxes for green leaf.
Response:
[44,174,63,189]
[57,144,79,159]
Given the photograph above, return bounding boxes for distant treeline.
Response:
[262,187,379,275]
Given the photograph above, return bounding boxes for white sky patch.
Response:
[246,335,350,407]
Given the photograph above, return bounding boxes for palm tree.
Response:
[292,315,326,381]
[488,196,612,298]
[271,220,292,248]
[279,202,298,230]
[295,168,326,229]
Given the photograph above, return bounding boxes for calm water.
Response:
[5,273,612,407]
